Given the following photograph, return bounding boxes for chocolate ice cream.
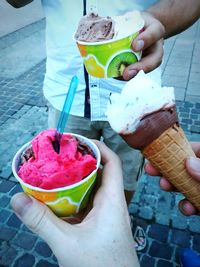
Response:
[122,107,179,150]
[74,13,115,42]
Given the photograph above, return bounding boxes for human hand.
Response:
[11,141,140,267]
[123,12,165,80]
[144,142,200,216]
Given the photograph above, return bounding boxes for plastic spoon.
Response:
[53,76,79,153]
[89,0,98,13]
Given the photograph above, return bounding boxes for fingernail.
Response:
[187,157,200,171]
[11,193,33,217]
[135,39,144,51]
[128,69,138,79]
[181,201,196,215]
[182,201,189,210]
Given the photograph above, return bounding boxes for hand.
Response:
[11,141,140,267]
[144,142,200,216]
[123,12,165,80]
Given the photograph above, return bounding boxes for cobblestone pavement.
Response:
[0,18,200,267]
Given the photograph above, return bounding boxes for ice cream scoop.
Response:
[74,12,115,42]
[18,129,97,190]
[106,70,175,134]
[106,71,200,211]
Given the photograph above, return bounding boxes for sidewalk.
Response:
[0,12,200,267]
[0,0,44,37]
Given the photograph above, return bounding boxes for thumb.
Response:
[185,157,200,181]
[11,193,65,246]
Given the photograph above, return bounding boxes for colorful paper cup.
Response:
[75,21,144,78]
[12,133,101,217]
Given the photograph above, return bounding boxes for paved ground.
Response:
[0,0,44,37]
[0,4,200,267]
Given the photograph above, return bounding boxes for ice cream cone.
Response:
[142,124,200,211]
[121,107,200,211]
[106,70,200,211]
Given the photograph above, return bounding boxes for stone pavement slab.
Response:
[0,21,46,79]
[162,20,200,102]
[0,0,44,37]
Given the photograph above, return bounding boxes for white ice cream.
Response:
[106,71,175,134]
[113,11,144,40]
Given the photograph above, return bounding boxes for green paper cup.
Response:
[12,133,101,217]
[75,17,144,78]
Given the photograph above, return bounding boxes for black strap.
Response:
[83,0,87,15]
[83,0,91,118]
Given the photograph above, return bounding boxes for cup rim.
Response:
[12,133,101,192]
[74,20,144,46]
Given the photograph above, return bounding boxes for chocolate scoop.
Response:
[21,147,34,164]
[120,106,179,150]
[75,12,115,42]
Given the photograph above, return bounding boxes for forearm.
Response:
[148,0,200,39]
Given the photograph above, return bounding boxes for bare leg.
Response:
[125,190,147,251]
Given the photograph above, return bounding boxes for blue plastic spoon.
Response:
[53,76,79,153]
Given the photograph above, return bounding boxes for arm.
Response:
[148,0,200,39]
[124,0,200,79]
[6,0,33,8]
[11,141,140,267]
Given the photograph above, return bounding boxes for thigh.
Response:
[103,123,144,192]
[65,115,101,140]
[47,105,101,140]
[48,104,60,128]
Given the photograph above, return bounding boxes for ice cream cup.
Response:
[12,133,101,218]
[75,18,144,78]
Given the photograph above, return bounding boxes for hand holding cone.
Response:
[121,107,200,212]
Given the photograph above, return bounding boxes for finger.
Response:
[185,157,200,181]
[11,193,68,246]
[87,141,130,227]
[123,39,163,80]
[76,171,104,222]
[93,140,123,190]
[159,177,177,192]
[92,141,125,201]
[144,162,160,176]
[144,163,177,192]
[179,199,198,216]
[132,15,165,52]
[190,142,200,157]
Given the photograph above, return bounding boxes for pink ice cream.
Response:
[18,129,97,190]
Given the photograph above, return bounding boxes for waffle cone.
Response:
[142,124,200,211]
